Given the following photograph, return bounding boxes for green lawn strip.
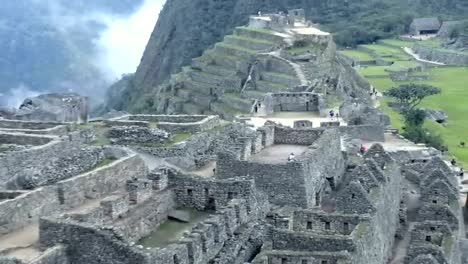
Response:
[378,39,416,48]
[237,26,277,35]
[286,43,325,56]
[339,50,375,61]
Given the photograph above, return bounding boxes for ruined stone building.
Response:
[0,9,467,264]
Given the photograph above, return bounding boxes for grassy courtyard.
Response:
[341,39,468,166]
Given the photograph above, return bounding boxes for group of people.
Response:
[329,110,339,120]
[450,159,464,177]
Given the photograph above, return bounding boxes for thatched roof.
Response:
[411,17,441,31]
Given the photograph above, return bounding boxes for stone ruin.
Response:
[0,107,465,264]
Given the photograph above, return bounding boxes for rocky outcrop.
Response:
[0,93,89,123]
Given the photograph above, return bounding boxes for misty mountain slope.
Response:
[0,0,144,105]
[115,0,468,111]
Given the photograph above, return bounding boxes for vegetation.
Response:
[342,38,468,166]
[384,84,441,111]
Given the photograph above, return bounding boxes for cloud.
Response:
[97,0,164,80]
[0,85,41,108]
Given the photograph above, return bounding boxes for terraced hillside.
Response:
[148,25,370,120]
[340,38,468,167]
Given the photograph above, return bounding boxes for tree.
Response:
[384,84,441,111]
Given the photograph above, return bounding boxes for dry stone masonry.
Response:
[0,8,466,264]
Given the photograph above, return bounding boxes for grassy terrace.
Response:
[286,43,326,56]
[341,38,468,166]
[339,50,374,61]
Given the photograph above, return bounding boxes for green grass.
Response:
[378,39,415,48]
[359,44,410,61]
[286,43,325,56]
[351,38,468,167]
[339,50,375,61]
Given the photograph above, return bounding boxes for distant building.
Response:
[410,17,441,35]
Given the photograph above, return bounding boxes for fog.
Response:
[98,0,164,79]
[0,0,165,108]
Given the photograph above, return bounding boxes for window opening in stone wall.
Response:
[425,235,432,242]
[325,221,331,230]
[344,222,349,232]
[173,255,180,264]
[228,192,234,200]
[204,188,209,195]
[301,260,308,264]
[351,193,355,199]
[321,260,328,264]
[206,197,216,211]
[281,258,288,264]
[187,189,193,196]
[432,200,437,204]
[307,221,312,230]
[315,192,321,206]
[430,227,436,231]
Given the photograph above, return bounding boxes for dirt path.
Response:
[403,47,445,66]
[0,224,41,262]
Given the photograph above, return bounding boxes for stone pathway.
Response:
[403,47,445,66]
[0,224,40,262]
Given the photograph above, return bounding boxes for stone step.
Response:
[242,90,266,99]
[190,92,214,107]
[219,93,253,112]
[197,64,238,77]
[186,68,242,88]
[183,80,216,96]
[260,71,300,87]
[256,80,287,93]
[214,43,256,60]
[235,27,285,43]
[204,51,239,68]
[224,35,276,51]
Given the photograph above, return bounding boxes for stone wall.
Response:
[2,139,107,190]
[121,115,221,134]
[261,93,321,115]
[0,119,63,130]
[217,156,309,207]
[39,218,150,264]
[413,44,468,66]
[337,125,385,142]
[0,185,60,235]
[30,245,70,264]
[273,126,323,145]
[57,153,147,209]
[0,132,54,146]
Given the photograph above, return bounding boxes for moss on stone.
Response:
[354,221,369,239]
[442,235,454,255]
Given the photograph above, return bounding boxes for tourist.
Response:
[288,153,296,162]
[359,145,366,155]
[460,167,464,178]
[460,141,465,148]
[258,11,262,16]
[451,159,457,166]
[212,168,216,175]
[329,110,335,120]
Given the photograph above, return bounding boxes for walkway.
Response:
[403,47,445,66]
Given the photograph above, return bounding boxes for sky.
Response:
[0,0,166,107]
[98,0,165,80]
